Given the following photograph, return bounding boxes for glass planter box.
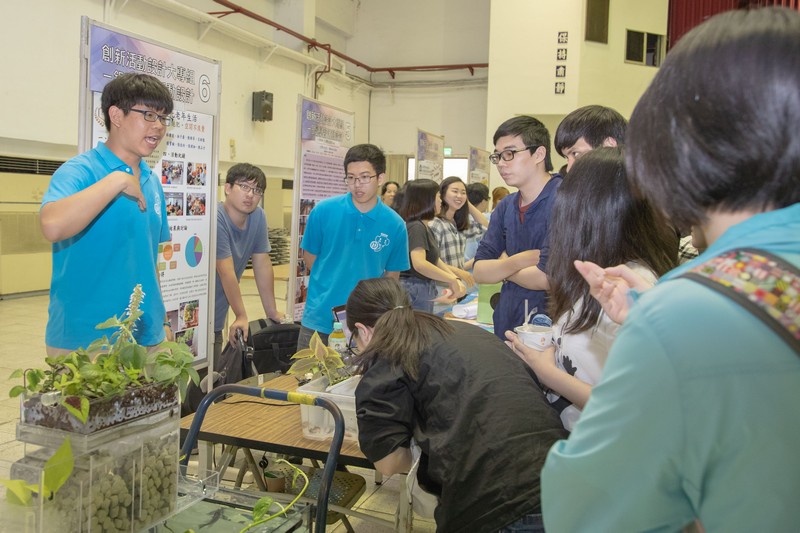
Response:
[19,382,178,435]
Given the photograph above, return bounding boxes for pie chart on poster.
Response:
[185,236,203,267]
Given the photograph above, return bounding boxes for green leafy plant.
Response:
[0,437,74,505]
[8,284,199,424]
[286,331,349,386]
[241,459,308,533]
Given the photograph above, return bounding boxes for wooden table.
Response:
[180,374,370,470]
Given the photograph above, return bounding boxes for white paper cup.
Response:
[514,325,553,351]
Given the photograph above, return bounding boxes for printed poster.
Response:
[469,146,491,185]
[415,129,445,182]
[290,97,355,322]
[83,19,220,364]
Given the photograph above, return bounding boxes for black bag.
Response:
[248,318,301,374]
[181,334,253,417]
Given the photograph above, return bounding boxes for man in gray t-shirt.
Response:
[215,163,284,358]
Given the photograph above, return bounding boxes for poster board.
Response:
[289,96,355,322]
[415,129,445,182]
[469,146,491,185]
[79,18,221,365]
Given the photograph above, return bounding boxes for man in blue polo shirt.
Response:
[473,116,562,339]
[40,73,173,353]
[298,144,409,349]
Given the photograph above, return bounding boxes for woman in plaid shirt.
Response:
[429,176,489,288]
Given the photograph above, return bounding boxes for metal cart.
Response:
[176,383,346,532]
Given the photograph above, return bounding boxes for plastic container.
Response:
[297,375,361,442]
[1,413,181,532]
[328,322,347,356]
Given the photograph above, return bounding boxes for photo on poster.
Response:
[180,299,200,329]
[165,308,179,330]
[165,192,185,216]
[187,193,207,216]
[175,327,198,357]
[300,199,316,215]
[162,160,184,185]
[187,162,207,186]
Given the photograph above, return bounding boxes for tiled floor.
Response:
[0,278,436,532]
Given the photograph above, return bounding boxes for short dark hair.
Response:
[492,116,553,172]
[467,182,490,206]
[626,7,800,229]
[547,147,677,333]
[395,179,440,222]
[346,277,453,380]
[554,105,627,157]
[437,176,471,231]
[343,144,386,176]
[381,181,400,195]
[101,73,173,131]
[226,163,266,190]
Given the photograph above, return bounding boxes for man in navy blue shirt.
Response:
[474,116,561,339]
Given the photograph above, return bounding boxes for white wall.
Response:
[578,0,669,117]
[485,0,667,187]
[0,0,370,172]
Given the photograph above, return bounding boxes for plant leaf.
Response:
[119,344,147,370]
[43,438,74,496]
[9,369,23,379]
[8,385,26,398]
[0,479,38,505]
[62,396,89,424]
[152,365,180,382]
[286,358,319,376]
[289,348,315,361]
[253,496,275,521]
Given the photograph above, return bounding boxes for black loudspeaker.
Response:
[252,91,273,122]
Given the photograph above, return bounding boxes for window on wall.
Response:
[625,30,665,67]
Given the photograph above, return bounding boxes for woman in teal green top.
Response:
[541,8,800,532]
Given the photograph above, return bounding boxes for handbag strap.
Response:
[679,247,800,354]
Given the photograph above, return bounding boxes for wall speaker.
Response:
[252,91,273,122]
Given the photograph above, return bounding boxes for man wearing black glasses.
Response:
[473,116,562,339]
[297,143,409,350]
[40,73,174,354]
[214,163,285,360]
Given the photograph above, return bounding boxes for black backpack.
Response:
[247,318,301,374]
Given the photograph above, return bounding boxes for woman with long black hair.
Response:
[347,277,567,532]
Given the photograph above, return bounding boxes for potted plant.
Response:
[9,284,200,433]
[287,332,360,441]
[286,331,350,388]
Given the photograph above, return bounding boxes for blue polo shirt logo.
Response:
[370,233,390,252]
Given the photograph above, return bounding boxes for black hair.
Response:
[547,147,677,334]
[395,179,440,222]
[101,73,173,131]
[467,182,490,206]
[626,7,800,229]
[226,163,266,190]
[554,105,627,157]
[492,116,553,172]
[381,181,400,195]
[346,278,453,380]
[343,144,386,176]
[437,176,470,231]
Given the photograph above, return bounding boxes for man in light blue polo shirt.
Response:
[298,144,409,349]
[40,73,173,353]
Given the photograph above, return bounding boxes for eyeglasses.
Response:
[346,333,360,359]
[128,108,174,126]
[489,145,539,165]
[344,175,377,185]
[236,182,264,196]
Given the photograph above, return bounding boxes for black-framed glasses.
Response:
[128,108,174,126]
[489,145,538,165]
[236,182,264,196]
[344,175,377,185]
[346,333,360,359]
